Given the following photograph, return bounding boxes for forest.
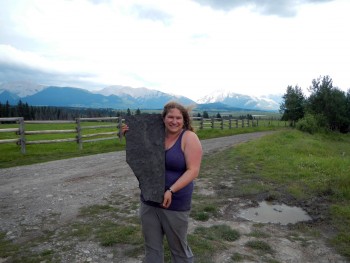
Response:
[0,102,137,120]
[280,75,350,133]
[0,101,255,121]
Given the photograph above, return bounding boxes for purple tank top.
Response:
[164,130,193,211]
[141,129,193,211]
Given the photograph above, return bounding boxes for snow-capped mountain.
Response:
[95,85,164,98]
[0,81,45,97]
[0,82,281,111]
[94,85,194,108]
[0,83,195,109]
[197,89,281,111]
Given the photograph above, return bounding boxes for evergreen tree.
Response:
[203,111,209,118]
[280,85,305,126]
[307,75,349,132]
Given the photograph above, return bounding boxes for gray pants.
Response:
[140,202,193,263]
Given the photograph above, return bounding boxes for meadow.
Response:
[231,129,350,258]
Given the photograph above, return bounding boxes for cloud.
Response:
[0,45,99,88]
[191,0,334,17]
[130,4,173,23]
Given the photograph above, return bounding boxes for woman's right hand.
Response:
[121,124,129,136]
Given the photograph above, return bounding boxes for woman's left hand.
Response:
[162,190,172,208]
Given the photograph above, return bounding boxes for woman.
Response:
[124,101,202,263]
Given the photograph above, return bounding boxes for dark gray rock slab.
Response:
[125,114,165,203]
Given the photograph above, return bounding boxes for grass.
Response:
[245,240,273,254]
[0,232,20,258]
[194,225,240,242]
[188,225,240,263]
[0,203,240,262]
[0,203,144,262]
[233,130,350,202]
[0,122,126,168]
[195,129,350,260]
[230,129,350,259]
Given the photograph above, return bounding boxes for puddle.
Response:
[238,201,312,225]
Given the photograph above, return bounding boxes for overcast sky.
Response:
[1,0,349,101]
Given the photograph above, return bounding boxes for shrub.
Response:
[296,114,320,134]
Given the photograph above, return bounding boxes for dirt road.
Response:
[0,131,346,262]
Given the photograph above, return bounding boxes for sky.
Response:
[0,0,349,101]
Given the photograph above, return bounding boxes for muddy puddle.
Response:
[238,201,312,225]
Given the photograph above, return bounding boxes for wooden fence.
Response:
[0,116,282,154]
[191,117,260,129]
[0,117,123,154]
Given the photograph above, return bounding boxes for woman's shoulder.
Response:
[183,130,201,143]
[182,130,202,154]
[183,129,197,137]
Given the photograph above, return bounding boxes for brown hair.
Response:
[162,101,194,131]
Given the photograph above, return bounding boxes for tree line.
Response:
[0,100,256,121]
[0,100,139,120]
[280,75,350,133]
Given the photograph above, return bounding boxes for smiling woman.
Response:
[123,101,203,263]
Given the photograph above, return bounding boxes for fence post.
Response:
[118,117,123,141]
[211,118,214,129]
[76,118,83,150]
[200,117,204,130]
[18,117,26,154]
[235,119,238,128]
[229,118,232,129]
[242,119,244,128]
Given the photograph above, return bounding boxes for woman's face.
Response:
[164,108,184,134]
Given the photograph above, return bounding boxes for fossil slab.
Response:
[125,114,165,203]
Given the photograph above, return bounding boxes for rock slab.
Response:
[125,114,165,203]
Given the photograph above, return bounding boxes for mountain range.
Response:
[0,81,281,111]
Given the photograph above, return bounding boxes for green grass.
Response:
[230,129,350,258]
[190,201,219,221]
[0,203,144,262]
[187,225,240,263]
[194,225,240,242]
[245,240,273,254]
[233,130,350,202]
[0,122,125,168]
[196,124,282,140]
[195,129,350,260]
[0,232,20,258]
[247,230,271,239]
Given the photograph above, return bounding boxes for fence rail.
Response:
[0,116,282,154]
[0,117,123,153]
